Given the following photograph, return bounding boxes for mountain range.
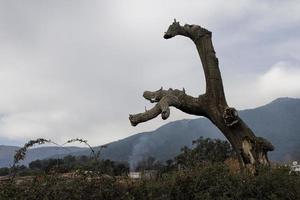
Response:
[0,97,299,168]
[0,146,86,167]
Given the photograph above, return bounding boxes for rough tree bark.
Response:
[129,20,274,173]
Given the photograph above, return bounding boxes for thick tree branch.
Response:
[164,20,225,103]
[129,88,207,126]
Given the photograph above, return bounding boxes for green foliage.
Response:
[1,164,299,200]
[0,155,129,178]
[175,137,234,169]
[1,137,299,199]
[0,167,9,176]
[27,155,129,176]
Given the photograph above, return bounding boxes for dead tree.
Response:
[129,20,274,172]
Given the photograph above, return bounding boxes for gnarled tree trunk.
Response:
[129,20,274,173]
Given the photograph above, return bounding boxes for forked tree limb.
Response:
[129,88,207,126]
[129,20,274,173]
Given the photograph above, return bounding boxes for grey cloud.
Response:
[0,0,299,145]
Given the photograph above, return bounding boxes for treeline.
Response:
[133,137,235,172]
[0,137,233,177]
[0,155,129,177]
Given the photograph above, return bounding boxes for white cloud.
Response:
[258,61,300,99]
[224,61,300,109]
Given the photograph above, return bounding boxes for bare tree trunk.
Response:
[129,20,274,173]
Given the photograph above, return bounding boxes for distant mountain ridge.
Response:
[0,97,299,168]
[93,97,300,165]
[0,146,87,167]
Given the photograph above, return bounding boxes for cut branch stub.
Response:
[143,87,164,103]
[164,20,211,40]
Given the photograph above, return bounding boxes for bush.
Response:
[2,163,299,200]
[27,155,129,176]
[0,167,9,176]
[174,137,235,170]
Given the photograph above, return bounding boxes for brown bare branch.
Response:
[129,88,207,126]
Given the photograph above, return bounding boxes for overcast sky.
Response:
[0,0,299,146]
